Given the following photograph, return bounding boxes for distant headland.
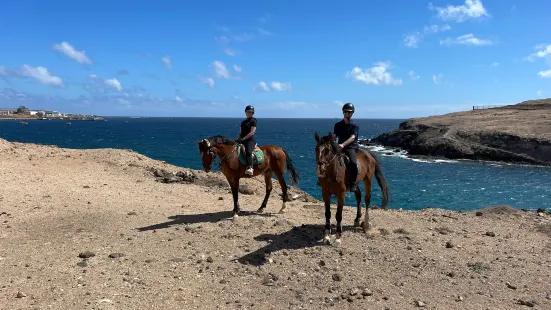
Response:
[361,98,551,166]
[0,105,104,121]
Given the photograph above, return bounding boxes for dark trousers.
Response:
[343,148,358,184]
[243,137,256,167]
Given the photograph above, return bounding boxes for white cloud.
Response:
[175,96,184,102]
[491,62,499,67]
[198,75,215,88]
[270,81,292,91]
[409,71,420,80]
[538,69,551,78]
[433,73,444,84]
[19,65,64,87]
[211,60,230,79]
[440,34,493,46]
[525,44,551,62]
[537,90,543,96]
[161,56,172,70]
[224,48,238,56]
[105,78,122,91]
[346,61,402,86]
[233,64,242,73]
[52,41,92,65]
[404,24,451,48]
[429,0,490,23]
[254,81,270,92]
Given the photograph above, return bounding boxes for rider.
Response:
[236,105,257,175]
[334,103,359,192]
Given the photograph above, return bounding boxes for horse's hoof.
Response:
[278,208,287,214]
[354,220,361,228]
[333,239,342,247]
[232,214,239,221]
[257,208,266,214]
[323,237,331,245]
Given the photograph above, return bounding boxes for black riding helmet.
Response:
[342,102,355,112]
[245,105,255,113]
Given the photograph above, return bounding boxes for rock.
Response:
[445,241,454,248]
[206,256,214,263]
[506,282,517,290]
[456,295,464,302]
[517,299,537,307]
[218,197,224,200]
[275,219,293,227]
[349,288,359,296]
[238,184,255,195]
[16,292,26,298]
[361,288,373,297]
[536,208,548,213]
[485,231,496,237]
[127,212,138,216]
[332,273,342,282]
[78,251,95,259]
[545,292,551,300]
[77,261,88,267]
[476,211,483,216]
[109,253,125,259]
[150,168,197,183]
[415,300,426,307]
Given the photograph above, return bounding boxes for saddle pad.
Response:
[237,144,265,165]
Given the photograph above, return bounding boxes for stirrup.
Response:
[245,167,253,175]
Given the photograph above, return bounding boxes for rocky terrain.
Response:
[0,138,550,309]
[367,98,551,166]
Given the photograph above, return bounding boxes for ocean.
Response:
[2,117,550,211]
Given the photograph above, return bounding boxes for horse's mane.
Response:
[205,135,236,146]
[319,134,341,154]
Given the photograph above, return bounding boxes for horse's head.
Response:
[314,131,340,177]
[196,138,217,173]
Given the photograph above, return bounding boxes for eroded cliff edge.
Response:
[367,99,551,166]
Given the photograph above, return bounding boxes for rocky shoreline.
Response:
[363,99,551,167]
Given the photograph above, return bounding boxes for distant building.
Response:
[0,108,17,115]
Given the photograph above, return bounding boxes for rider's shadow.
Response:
[237,224,359,266]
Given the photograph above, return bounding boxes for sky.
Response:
[0,0,550,118]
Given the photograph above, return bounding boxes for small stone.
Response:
[220,279,228,284]
[536,208,547,213]
[347,297,354,303]
[206,256,214,263]
[127,212,137,216]
[16,292,26,298]
[218,197,224,200]
[319,260,326,267]
[456,296,464,302]
[109,253,125,259]
[506,282,517,290]
[447,272,455,278]
[349,288,359,296]
[475,211,483,216]
[518,300,537,307]
[416,300,426,307]
[78,251,95,259]
[445,241,454,248]
[361,288,373,296]
[332,273,342,281]
[485,231,496,237]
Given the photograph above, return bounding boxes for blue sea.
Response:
[1,117,550,211]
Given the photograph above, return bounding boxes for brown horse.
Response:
[314,132,389,245]
[196,135,300,219]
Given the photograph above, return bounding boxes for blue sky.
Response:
[0,0,550,118]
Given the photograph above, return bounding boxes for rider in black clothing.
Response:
[236,105,257,175]
[334,103,359,192]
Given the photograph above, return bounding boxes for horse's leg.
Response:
[272,168,289,214]
[361,177,373,232]
[335,191,345,246]
[228,177,241,220]
[322,190,332,244]
[258,171,273,213]
[353,186,362,227]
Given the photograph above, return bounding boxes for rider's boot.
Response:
[245,154,254,175]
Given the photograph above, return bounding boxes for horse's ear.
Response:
[195,140,200,144]
[314,132,320,142]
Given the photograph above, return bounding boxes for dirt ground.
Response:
[1,138,550,310]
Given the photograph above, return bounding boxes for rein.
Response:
[203,139,238,169]
[318,142,344,183]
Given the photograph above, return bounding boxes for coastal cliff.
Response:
[368,99,551,165]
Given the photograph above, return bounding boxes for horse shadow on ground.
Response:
[237,224,361,266]
[135,210,273,232]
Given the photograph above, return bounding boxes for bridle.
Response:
[317,141,342,182]
[201,138,237,169]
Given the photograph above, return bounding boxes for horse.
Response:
[196,135,300,219]
[314,132,390,245]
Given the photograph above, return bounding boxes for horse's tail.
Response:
[370,151,390,209]
[282,149,300,185]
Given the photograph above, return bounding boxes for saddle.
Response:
[237,143,265,165]
[338,151,362,175]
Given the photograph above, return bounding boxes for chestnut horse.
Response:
[314,132,389,245]
[196,135,300,219]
